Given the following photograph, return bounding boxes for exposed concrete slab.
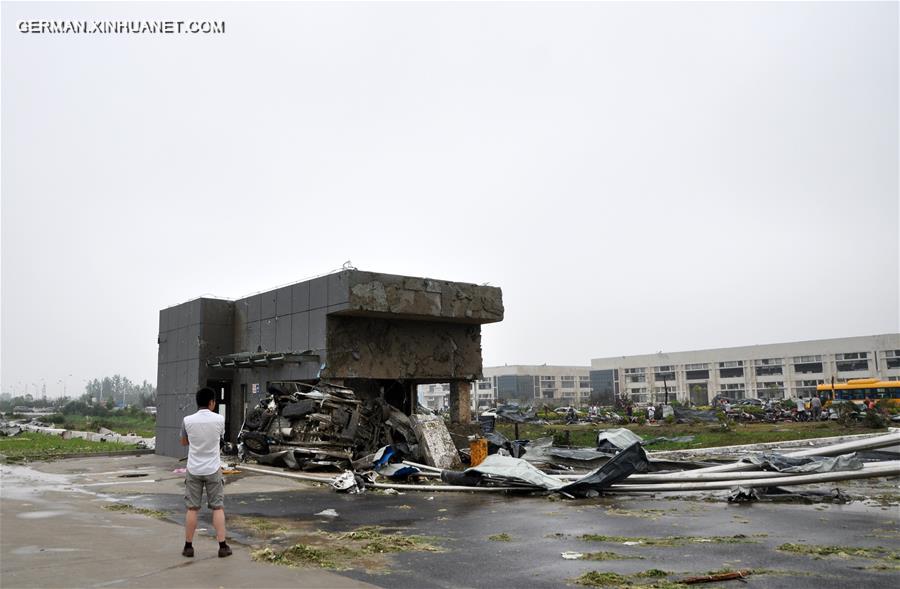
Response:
[449,381,473,424]
[410,414,463,470]
[325,317,482,380]
[344,271,503,324]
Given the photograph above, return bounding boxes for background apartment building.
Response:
[590,334,900,406]
[418,365,593,410]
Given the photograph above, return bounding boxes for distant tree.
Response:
[80,375,156,408]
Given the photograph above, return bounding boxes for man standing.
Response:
[180,387,231,558]
[810,395,822,421]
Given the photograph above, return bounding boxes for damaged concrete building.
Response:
[155,270,504,458]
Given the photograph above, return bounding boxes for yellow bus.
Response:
[817,378,900,407]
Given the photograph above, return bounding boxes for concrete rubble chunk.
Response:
[410,414,463,470]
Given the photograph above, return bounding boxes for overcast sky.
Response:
[2,1,898,398]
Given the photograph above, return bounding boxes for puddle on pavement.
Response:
[11,545,84,555]
[0,465,78,501]
[17,510,70,519]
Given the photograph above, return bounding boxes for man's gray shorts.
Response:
[184,471,224,510]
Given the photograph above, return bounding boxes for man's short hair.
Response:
[196,387,216,408]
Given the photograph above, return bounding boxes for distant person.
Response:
[647,405,655,422]
[795,396,806,420]
[810,395,822,420]
[180,387,231,558]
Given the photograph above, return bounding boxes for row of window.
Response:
[621,359,893,379]
[616,351,898,377]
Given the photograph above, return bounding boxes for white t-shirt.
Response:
[181,409,225,476]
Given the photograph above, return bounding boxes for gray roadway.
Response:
[2,454,898,588]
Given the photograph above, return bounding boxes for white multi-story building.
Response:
[590,334,900,406]
[416,365,593,410]
[418,383,452,411]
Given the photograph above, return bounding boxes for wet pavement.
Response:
[2,455,899,588]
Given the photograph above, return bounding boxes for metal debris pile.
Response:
[234,381,900,498]
[238,412,900,499]
[237,383,435,471]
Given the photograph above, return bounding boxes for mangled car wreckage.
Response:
[238,382,426,471]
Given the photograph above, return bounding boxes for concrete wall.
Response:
[345,271,503,323]
[156,298,233,457]
[232,272,352,357]
[324,316,483,380]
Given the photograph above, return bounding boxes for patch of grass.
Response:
[575,571,629,587]
[864,563,900,572]
[251,525,442,572]
[103,504,166,519]
[634,569,669,578]
[336,526,387,541]
[230,515,289,538]
[605,508,672,520]
[488,533,512,542]
[866,494,900,506]
[0,432,139,460]
[580,534,754,547]
[53,414,156,438]
[497,421,886,452]
[341,527,439,555]
[574,570,686,588]
[777,543,899,560]
[252,544,346,569]
[749,568,818,578]
[581,551,643,561]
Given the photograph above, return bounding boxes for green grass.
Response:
[104,504,167,519]
[580,534,756,547]
[253,544,346,569]
[488,533,512,542]
[580,551,643,561]
[778,543,899,560]
[496,420,880,452]
[0,432,139,460]
[48,414,155,438]
[251,526,442,571]
[575,571,629,587]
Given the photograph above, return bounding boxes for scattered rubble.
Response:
[0,416,155,450]
[681,569,751,585]
[238,382,453,471]
[233,383,900,501]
